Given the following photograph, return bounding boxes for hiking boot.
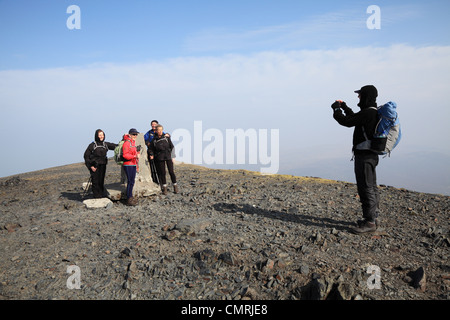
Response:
[173,184,179,194]
[126,197,137,206]
[351,220,377,234]
[357,218,380,228]
[162,186,168,195]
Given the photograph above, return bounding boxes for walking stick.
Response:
[82,176,92,199]
[150,159,160,185]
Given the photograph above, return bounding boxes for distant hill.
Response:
[278,151,450,196]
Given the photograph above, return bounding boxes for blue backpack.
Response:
[370,101,401,156]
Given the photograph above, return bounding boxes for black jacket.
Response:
[84,129,117,168]
[333,103,378,154]
[149,135,174,161]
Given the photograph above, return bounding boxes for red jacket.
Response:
[122,134,139,166]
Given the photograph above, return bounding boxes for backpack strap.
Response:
[93,141,108,150]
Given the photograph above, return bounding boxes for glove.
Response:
[331,101,341,110]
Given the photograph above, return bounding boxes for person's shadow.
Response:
[60,190,88,201]
[212,202,354,232]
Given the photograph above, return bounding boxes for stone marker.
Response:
[105,183,124,201]
[82,135,160,201]
[106,133,160,200]
[83,198,113,209]
[132,133,161,197]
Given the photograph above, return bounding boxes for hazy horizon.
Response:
[1,1,449,196]
[2,146,449,196]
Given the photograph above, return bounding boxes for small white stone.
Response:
[83,198,113,209]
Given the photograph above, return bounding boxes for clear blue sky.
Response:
[1,0,449,70]
[1,0,449,194]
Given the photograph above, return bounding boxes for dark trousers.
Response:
[123,165,137,199]
[90,164,106,198]
[354,152,380,222]
[155,160,176,186]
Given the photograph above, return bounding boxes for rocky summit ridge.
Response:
[0,161,449,300]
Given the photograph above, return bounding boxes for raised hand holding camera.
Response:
[331,100,341,110]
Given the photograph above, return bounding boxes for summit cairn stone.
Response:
[133,133,161,197]
[106,133,160,200]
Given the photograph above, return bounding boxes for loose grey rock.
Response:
[175,218,213,235]
[0,161,448,301]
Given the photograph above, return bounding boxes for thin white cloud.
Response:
[0,45,449,184]
[182,4,424,53]
[183,10,363,53]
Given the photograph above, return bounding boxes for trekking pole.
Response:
[82,176,92,198]
[151,159,160,185]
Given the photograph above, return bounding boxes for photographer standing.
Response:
[331,85,380,234]
[84,129,118,198]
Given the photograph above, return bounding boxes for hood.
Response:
[356,85,378,109]
[123,134,132,141]
[95,129,104,143]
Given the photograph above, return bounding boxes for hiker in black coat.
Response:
[83,129,117,198]
[332,85,380,234]
[149,124,178,195]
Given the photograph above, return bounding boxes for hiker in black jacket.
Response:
[332,85,380,234]
[83,129,117,198]
[149,124,178,195]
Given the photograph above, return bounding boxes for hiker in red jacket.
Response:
[122,128,141,206]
